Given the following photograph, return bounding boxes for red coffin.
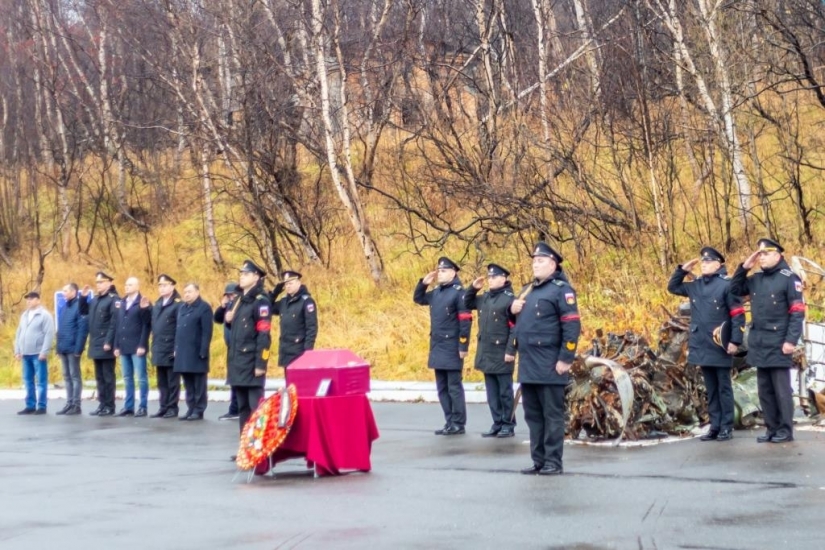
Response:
[285,349,371,397]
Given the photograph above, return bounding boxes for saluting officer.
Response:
[414,257,472,436]
[149,274,182,418]
[510,242,581,475]
[668,247,745,441]
[85,272,120,417]
[730,238,805,444]
[270,271,318,368]
[465,263,517,438]
[226,260,272,434]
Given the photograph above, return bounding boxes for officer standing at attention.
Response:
[85,272,120,417]
[465,263,517,438]
[414,257,472,435]
[149,274,182,418]
[510,242,581,475]
[730,238,805,444]
[270,271,318,369]
[667,247,745,441]
[226,260,272,435]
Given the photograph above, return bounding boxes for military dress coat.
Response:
[730,259,805,368]
[150,291,182,367]
[87,286,119,360]
[464,281,516,374]
[511,271,581,385]
[667,266,745,367]
[414,276,472,371]
[272,285,318,367]
[226,281,272,387]
[173,297,213,374]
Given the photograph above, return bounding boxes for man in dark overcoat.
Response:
[214,282,240,421]
[270,271,318,368]
[510,242,581,475]
[173,282,213,420]
[85,272,119,417]
[113,277,152,417]
[149,274,182,418]
[668,247,746,441]
[226,260,272,433]
[414,256,472,435]
[730,238,805,443]
[465,263,517,438]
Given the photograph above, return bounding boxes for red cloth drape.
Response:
[256,394,379,476]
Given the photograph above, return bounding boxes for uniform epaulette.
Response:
[780,269,794,277]
[453,283,462,290]
[504,290,514,296]
[552,280,567,287]
[302,295,310,300]
[255,294,267,300]
[719,274,731,280]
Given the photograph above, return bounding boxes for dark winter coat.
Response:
[150,291,182,367]
[667,266,745,367]
[414,276,472,371]
[511,270,581,385]
[113,294,151,355]
[226,282,272,387]
[730,259,805,368]
[56,296,89,355]
[272,285,318,367]
[213,296,237,348]
[87,286,119,360]
[464,281,516,374]
[173,297,213,374]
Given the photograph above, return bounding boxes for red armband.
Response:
[729,307,745,317]
[256,320,271,332]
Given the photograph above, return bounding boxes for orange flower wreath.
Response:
[236,385,299,471]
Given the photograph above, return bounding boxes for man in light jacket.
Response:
[14,291,55,415]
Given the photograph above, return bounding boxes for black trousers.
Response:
[484,373,515,429]
[756,367,794,437]
[94,359,116,410]
[521,383,566,469]
[700,366,734,431]
[228,387,238,415]
[156,365,180,413]
[181,373,208,415]
[434,369,466,428]
[234,386,264,434]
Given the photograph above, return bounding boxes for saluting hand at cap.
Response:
[140,296,151,309]
[681,258,700,271]
[743,250,761,270]
[422,271,437,286]
[472,276,485,290]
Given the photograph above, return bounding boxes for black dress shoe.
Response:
[179,412,193,421]
[520,464,542,475]
[56,404,72,416]
[65,405,81,416]
[716,429,733,441]
[481,427,501,438]
[443,425,465,435]
[539,464,564,476]
[116,409,134,417]
[98,408,115,417]
[89,407,103,416]
[497,429,515,438]
[17,408,36,415]
[149,410,166,418]
[769,433,794,443]
[185,413,204,421]
[434,425,449,435]
[230,455,237,462]
[700,430,719,441]
[756,432,774,443]
[163,409,178,419]
[135,408,147,418]
[34,409,47,415]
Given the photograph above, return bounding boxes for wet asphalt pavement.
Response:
[1,399,824,550]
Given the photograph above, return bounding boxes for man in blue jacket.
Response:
[668,247,745,441]
[510,242,581,476]
[55,283,89,415]
[414,257,472,435]
[113,277,152,417]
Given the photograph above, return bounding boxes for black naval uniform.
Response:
[271,285,318,368]
[87,285,120,415]
[226,280,272,432]
[731,257,805,441]
[668,264,745,437]
[414,276,472,433]
[150,290,182,417]
[511,270,581,472]
[465,280,517,436]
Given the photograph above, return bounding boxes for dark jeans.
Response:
[756,367,794,437]
[93,358,116,410]
[700,366,734,431]
[58,353,82,407]
[434,369,466,428]
[155,365,180,413]
[228,386,238,415]
[181,373,208,415]
[521,383,566,469]
[234,386,264,434]
[484,372,516,429]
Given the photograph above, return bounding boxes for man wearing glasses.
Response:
[731,238,805,444]
[668,247,745,441]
